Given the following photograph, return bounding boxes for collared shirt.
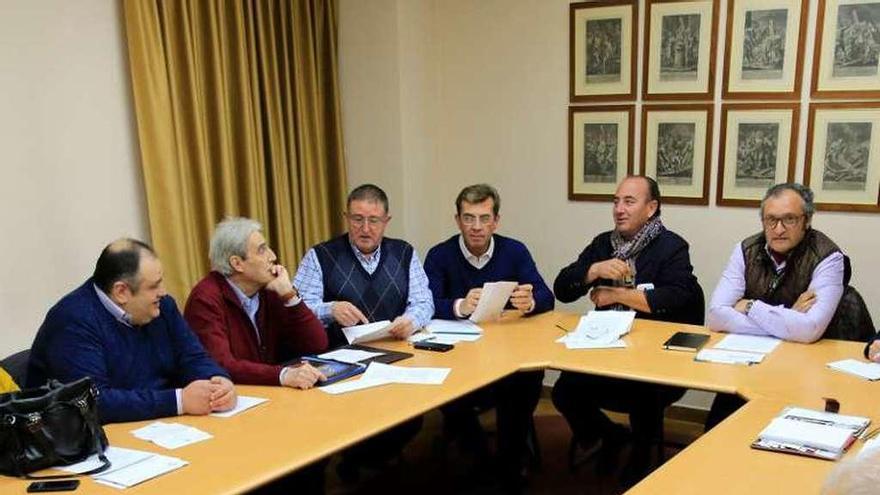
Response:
[458,234,494,269]
[93,284,132,327]
[707,242,845,343]
[224,277,261,345]
[93,284,184,414]
[294,240,434,330]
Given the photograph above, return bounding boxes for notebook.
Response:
[662,332,709,352]
[752,407,870,460]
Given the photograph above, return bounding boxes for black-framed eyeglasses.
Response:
[762,215,804,229]
[346,214,387,227]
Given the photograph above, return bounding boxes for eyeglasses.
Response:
[460,214,495,226]
[346,214,387,227]
[762,215,804,229]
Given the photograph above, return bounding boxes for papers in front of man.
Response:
[210,395,269,417]
[695,348,765,365]
[752,407,870,461]
[342,320,392,344]
[827,359,880,381]
[319,348,386,364]
[555,310,635,349]
[427,319,483,335]
[131,421,212,449]
[58,446,188,489]
[714,334,781,354]
[469,281,517,323]
[319,361,451,395]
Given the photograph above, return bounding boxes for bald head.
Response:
[93,238,157,294]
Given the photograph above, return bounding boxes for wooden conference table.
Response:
[2,311,876,494]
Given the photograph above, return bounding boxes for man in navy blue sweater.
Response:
[424,184,553,491]
[28,239,235,424]
[552,176,703,487]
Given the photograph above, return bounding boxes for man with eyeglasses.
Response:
[423,183,553,491]
[707,183,846,343]
[293,183,432,482]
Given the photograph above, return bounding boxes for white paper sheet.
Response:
[469,281,517,323]
[57,446,153,475]
[131,422,212,450]
[430,333,482,344]
[714,334,781,354]
[210,395,269,418]
[342,320,392,345]
[759,417,854,453]
[319,377,393,395]
[574,310,635,340]
[827,359,880,381]
[94,454,188,489]
[696,348,765,365]
[426,319,483,335]
[362,362,451,385]
[318,349,385,364]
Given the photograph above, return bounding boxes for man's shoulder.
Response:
[426,235,459,259]
[185,272,229,309]
[492,234,534,258]
[655,229,691,249]
[49,281,100,324]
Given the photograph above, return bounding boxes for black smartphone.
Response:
[27,480,80,492]
[413,341,454,352]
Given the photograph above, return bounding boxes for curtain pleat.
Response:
[123,0,347,300]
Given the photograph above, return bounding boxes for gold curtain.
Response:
[123,0,347,300]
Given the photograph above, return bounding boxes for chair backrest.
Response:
[0,349,30,388]
[824,286,876,342]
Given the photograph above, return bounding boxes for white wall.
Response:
[339,0,880,407]
[0,0,148,357]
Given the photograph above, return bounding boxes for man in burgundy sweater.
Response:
[185,217,329,389]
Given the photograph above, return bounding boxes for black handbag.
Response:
[0,377,110,478]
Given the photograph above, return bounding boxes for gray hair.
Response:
[456,183,501,216]
[760,182,816,221]
[209,217,263,276]
[347,184,389,213]
[822,449,880,495]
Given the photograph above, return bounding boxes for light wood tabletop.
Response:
[1,311,875,494]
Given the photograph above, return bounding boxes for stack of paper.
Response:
[697,334,781,365]
[319,348,386,364]
[342,320,392,344]
[469,281,517,322]
[131,422,212,450]
[408,319,485,344]
[210,395,268,417]
[753,407,870,461]
[827,359,880,381]
[58,446,188,489]
[556,310,635,349]
[320,361,451,395]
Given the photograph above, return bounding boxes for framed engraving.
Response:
[569,106,635,201]
[643,0,719,100]
[570,1,638,101]
[723,0,809,99]
[640,104,712,204]
[718,103,799,207]
[812,0,880,98]
[805,102,880,211]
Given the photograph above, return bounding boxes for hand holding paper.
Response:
[469,281,517,322]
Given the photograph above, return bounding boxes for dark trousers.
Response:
[551,372,684,447]
[441,370,544,477]
[342,415,424,466]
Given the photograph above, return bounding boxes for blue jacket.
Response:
[27,280,228,424]
[424,234,554,320]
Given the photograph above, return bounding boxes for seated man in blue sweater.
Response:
[552,176,704,487]
[424,183,554,490]
[28,239,236,424]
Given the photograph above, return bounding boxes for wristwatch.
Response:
[279,286,300,303]
[744,299,754,314]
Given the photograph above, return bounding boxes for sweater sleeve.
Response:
[165,298,229,385]
[43,313,178,424]
[554,238,602,303]
[424,246,457,320]
[272,295,329,356]
[183,289,283,386]
[515,243,554,315]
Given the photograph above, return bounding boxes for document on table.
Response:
[714,334,781,354]
[430,333,482,344]
[342,320,392,345]
[695,348,765,365]
[469,281,517,323]
[131,422,212,450]
[827,359,880,381]
[210,395,269,417]
[556,310,635,348]
[319,348,386,364]
[362,361,451,385]
[57,446,188,489]
[320,377,393,395]
[427,319,483,335]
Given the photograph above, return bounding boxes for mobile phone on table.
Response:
[413,341,454,352]
[27,480,80,492]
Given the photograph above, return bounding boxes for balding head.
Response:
[93,238,157,294]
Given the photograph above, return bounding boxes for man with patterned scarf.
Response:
[552,175,704,486]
